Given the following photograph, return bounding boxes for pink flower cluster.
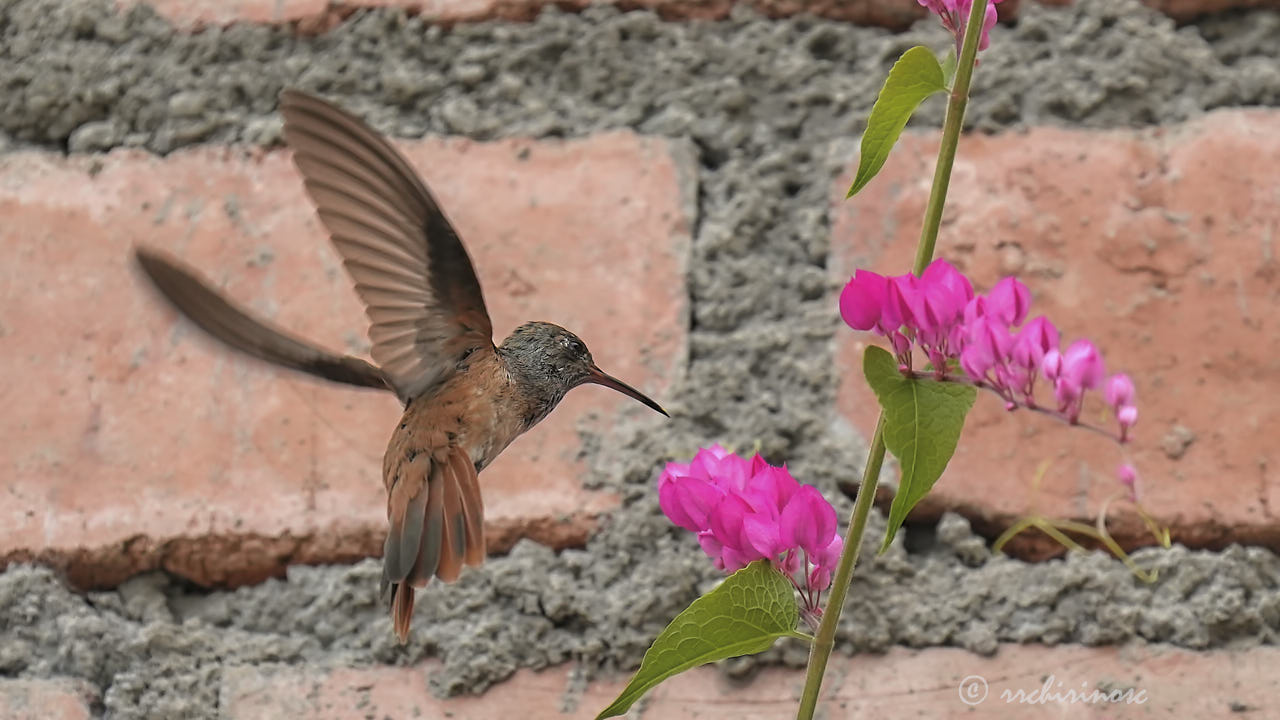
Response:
[918,0,1003,53]
[840,258,1138,442]
[658,446,842,611]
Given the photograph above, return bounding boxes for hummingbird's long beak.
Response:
[586,366,669,417]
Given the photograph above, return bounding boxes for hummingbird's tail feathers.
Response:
[448,448,487,567]
[381,447,486,640]
[133,246,392,393]
[391,583,415,644]
[435,464,466,583]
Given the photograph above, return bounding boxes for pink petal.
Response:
[696,529,723,561]
[887,273,924,331]
[710,494,752,551]
[692,445,751,492]
[743,513,782,557]
[808,565,833,592]
[658,480,696,531]
[1011,316,1058,371]
[839,270,888,332]
[960,342,994,381]
[986,277,1031,326]
[817,535,844,568]
[779,486,838,556]
[1041,348,1063,381]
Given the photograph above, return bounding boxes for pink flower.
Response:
[840,262,1138,442]
[658,446,845,617]
[1117,464,1141,502]
[918,0,1003,53]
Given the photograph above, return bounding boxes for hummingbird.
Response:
[134,90,668,642]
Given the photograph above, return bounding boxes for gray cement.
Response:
[3,0,1280,716]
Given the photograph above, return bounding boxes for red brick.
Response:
[0,679,97,720]
[117,0,925,29]
[1032,0,1280,20]
[219,644,1280,718]
[0,132,689,588]
[114,0,1280,30]
[831,110,1280,552]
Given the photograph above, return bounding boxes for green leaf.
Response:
[596,561,800,719]
[940,47,958,88]
[846,46,947,198]
[862,346,976,552]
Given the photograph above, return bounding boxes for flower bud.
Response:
[1105,373,1136,410]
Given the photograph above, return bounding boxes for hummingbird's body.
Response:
[135,92,666,641]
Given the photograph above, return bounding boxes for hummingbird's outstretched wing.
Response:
[279,90,495,404]
[134,246,391,392]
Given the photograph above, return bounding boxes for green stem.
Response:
[795,418,886,718]
[913,5,985,276]
[795,3,990,717]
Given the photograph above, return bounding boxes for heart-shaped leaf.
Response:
[862,346,976,552]
[596,561,801,718]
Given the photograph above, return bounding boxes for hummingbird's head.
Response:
[499,321,668,418]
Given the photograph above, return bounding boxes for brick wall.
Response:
[3,0,1279,717]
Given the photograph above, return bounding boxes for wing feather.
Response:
[133,247,390,392]
[280,90,494,402]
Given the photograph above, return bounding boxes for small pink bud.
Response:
[1105,373,1136,409]
[1117,463,1140,501]
[808,565,833,592]
[1117,405,1138,438]
[890,330,912,359]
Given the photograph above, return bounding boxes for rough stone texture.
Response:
[0,679,98,720]
[831,110,1280,554]
[0,133,689,588]
[3,0,1280,715]
[219,644,1280,718]
[6,523,1280,716]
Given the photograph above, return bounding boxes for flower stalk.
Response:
[795,1,992,716]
